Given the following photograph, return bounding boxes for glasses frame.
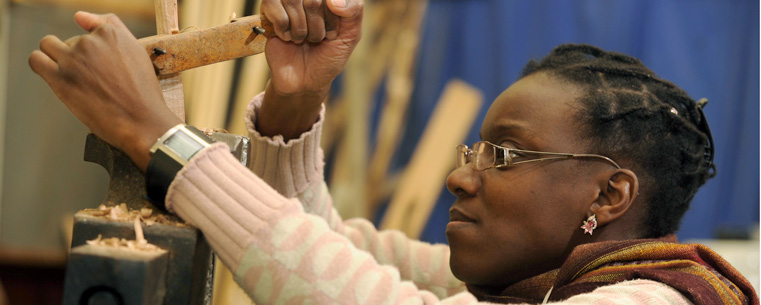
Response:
[457,141,621,171]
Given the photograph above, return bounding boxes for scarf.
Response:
[467,236,759,305]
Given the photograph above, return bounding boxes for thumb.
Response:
[326,0,364,24]
[74,11,126,32]
[325,0,363,43]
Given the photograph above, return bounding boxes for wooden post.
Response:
[366,0,428,212]
[327,0,373,219]
[0,0,9,233]
[380,80,482,238]
[154,0,185,121]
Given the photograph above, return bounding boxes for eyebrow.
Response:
[479,123,534,142]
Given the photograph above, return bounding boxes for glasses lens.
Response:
[456,145,469,168]
[473,142,495,170]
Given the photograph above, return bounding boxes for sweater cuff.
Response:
[165,143,303,267]
[243,92,325,198]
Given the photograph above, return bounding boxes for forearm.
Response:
[165,144,473,304]
[246,94,464,296]
[245,92,326,198]
[256,81,328,141]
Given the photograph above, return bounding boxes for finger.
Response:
[28,50,61,84]
[283,0,308,43]
[304,0,326,43]
[64,35,81,47]
[325,0,362,19]
[74,11,129,34]
[324,0,363,41]
[39,35,68,63]
[323,2,339,40]
[261,1,292,41]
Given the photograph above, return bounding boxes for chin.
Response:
[448,246,487,285]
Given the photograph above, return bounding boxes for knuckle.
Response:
[77,34,93,46]
[104,13,118,22]
[303,0,322,12]
[273,17,290,31]
[40,35,57,46]
[292,28,308,40]
[307,32,324,43]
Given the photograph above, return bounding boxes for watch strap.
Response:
[145,124,213,210]
[146,148,185,210]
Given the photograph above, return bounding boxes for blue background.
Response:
[374,0,759,243]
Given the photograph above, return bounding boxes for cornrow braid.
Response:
[521,44,716,238]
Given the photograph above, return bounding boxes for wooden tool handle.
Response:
[138,15,275,76]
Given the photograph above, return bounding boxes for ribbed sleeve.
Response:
[244,92,324,198]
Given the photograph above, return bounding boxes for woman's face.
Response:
[445,72,602,287]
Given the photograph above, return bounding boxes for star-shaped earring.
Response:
[581,214,598,235]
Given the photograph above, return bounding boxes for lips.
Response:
[449,208,476,223]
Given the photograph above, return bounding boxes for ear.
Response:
[589,169,639,226]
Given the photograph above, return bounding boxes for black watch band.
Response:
[145,124,213,210]
[146,148,185,210]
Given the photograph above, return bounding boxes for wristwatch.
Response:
[145,124,213,209]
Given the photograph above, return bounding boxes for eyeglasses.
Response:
[456,141,621,171]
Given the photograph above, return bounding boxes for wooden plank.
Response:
[0,0,8,231]
[366,0,428,211]
[184,0,246,128]
[380,80,482,238]
[327,1,373,218]
[138,15,273,76]
[154,0,180,34]
[10,0,154,19]
[155,0,185,121]
[212,258,255,305]
[227,54,269,135]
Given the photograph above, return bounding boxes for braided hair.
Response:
[520,44,716,238]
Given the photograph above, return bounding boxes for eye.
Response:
[499,143,530,163]
[494,145,522,168]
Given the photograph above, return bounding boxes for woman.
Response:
[29,0,757,304]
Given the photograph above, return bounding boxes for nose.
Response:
[446,164,481,198]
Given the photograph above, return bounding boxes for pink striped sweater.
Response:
[164,94,693,304]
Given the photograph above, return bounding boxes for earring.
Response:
[581,214,598,235]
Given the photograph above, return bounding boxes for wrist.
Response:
[145,124,214,209]
[125,116,183,172]
[257,82,328,140]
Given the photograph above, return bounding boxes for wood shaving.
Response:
[86,234,166,253]
[200,127,228,136]
[81,204,187,227]
[140,207,153,218]
[83,217,162,253]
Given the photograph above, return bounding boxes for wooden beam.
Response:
[380,80,482,238]
[327,0,373,218]
[10,0,154,19]
[366,0,428,212]
[183,0,246,128]
[227,54,269,135]
[138,15,273,76]
[0,0,8,232]
[154,0,185,121]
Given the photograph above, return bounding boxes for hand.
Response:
[29,12,181,171]
[257,0,364,140]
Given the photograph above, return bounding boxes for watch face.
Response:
[165,131,205,160]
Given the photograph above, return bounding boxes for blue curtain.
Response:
[381,0,759,243]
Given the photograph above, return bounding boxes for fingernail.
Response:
[331,0,348,8]
[282,31,293,41]
[326,30,337,40]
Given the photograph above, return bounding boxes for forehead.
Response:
[481,72,586,150]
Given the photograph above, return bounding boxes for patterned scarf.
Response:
[467,236,759,305]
